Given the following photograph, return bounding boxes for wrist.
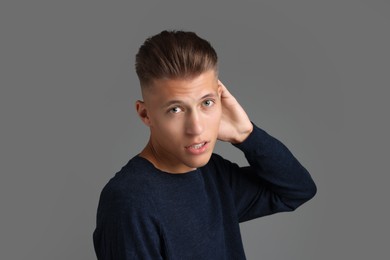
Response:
[231,123,253,144]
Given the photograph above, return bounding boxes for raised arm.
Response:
[216,80,317,222]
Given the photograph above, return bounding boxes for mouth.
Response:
[186,141,208,149]
[187,142,207,149]
[185,141,209,155]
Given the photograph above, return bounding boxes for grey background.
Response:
[1,0,389,259]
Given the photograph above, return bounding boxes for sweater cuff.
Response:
[232,122,270,154]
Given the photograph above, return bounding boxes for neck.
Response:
[139,140,195,174]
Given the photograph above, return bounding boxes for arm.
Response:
[217,81,317,222]
[93,186,165,260]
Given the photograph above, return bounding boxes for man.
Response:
[93,30,316,259]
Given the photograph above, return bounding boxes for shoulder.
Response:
[98,156,157,208]
[203,153,241,184]
[207,153,239,172]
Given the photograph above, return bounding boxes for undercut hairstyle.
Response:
[135,30,218,88]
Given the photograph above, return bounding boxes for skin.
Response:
[136,69,253,174]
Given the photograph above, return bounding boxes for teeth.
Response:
[191,142,205,149]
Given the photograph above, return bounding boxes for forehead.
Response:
[143,70,218,104]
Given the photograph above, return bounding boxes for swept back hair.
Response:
[135,30,218,88]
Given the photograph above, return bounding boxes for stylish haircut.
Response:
[135,30,218,87]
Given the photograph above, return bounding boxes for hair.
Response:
[135,30,218,88]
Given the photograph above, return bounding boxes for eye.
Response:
[202,99,215,107]
[169,106,182,113]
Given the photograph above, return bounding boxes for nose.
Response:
[185,110,204,136]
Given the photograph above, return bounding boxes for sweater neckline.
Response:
[134,155,200,177]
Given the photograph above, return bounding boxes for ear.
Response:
[135,100,151,127]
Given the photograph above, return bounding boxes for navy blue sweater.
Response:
[93,124,316,259]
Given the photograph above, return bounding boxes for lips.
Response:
[185,141,209,155]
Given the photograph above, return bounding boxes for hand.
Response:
[217,80,253,144]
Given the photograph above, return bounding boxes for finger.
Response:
[218,79,227,90]
[218,80,231,98]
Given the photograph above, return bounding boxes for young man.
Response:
[93,30,316,259]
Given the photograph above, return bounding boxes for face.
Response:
[136,70,222,173]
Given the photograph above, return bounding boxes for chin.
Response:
[185,153,213,169]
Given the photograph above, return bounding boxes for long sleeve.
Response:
[93,123,317,259]
[93,184,165,260]
[218,123,317,223]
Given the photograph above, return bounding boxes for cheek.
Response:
[211,105,222,122]
[206,108,222,130]
[153,116,183,137]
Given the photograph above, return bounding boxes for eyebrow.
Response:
[162,93,217,108]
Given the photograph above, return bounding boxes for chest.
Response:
[152,170,232,258]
